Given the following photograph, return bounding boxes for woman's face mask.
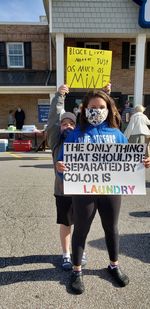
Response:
[85,108,108,126]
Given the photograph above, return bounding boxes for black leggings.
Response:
[72,195,121,266]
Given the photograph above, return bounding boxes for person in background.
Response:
[56,90,150,294]
[124,105,150,156]
[144,105,150,124]
[15,107,25,130]
[73,102,83,124]
[8,110,15,126]
[8,110,15,139]
[121,101,134,132]
[46,85,87,270]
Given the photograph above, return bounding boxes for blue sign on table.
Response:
[38,105,50,123]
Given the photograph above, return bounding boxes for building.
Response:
[0,0,150,130]
[43,0,150,111]
[0,21,56,129]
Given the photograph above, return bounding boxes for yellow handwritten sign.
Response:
[66,46,112,89]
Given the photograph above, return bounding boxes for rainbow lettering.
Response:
[83,184,135,195]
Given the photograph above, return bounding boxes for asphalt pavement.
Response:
[0,151,149,309]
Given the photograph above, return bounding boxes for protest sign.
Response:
[66,46,112,89]
[63,143,146,195]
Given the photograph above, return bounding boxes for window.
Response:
[84,42,101,49]
[128,95,144,107]
[7,43,24,68]
[77,42,109,50]
[129,43,136,67]
[128,95,134,104]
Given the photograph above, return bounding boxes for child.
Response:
[46,84,87,270]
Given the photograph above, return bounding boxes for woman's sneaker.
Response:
[70,271,85,294]
[62,257,72,271]
[108,265,129,287]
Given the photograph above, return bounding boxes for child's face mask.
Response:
[85,108,108,126]
[61,128,73,139]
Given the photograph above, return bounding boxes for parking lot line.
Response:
[7,152,23,158]
[7,152,51,160]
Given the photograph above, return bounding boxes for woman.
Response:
[56,90,150,294]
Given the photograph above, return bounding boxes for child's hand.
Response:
[56,161,67,173]
[143,157,150,168]
[58,84,69,95]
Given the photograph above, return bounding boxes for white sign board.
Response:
[63,143,146,195]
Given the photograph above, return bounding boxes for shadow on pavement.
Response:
[19,164,54,169]
[0,255,121,289]
[0,157,51,161]
[0,255,71,287]
[129,211,150,218]
[146,181,150,188]
[0,254,60,268]
[88,233,150,264]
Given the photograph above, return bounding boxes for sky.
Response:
[0,0,46,22]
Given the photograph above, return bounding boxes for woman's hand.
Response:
[58,84,69,96]
[143,157,150,168]
[102,83,111,95]
[56,161,67,173]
